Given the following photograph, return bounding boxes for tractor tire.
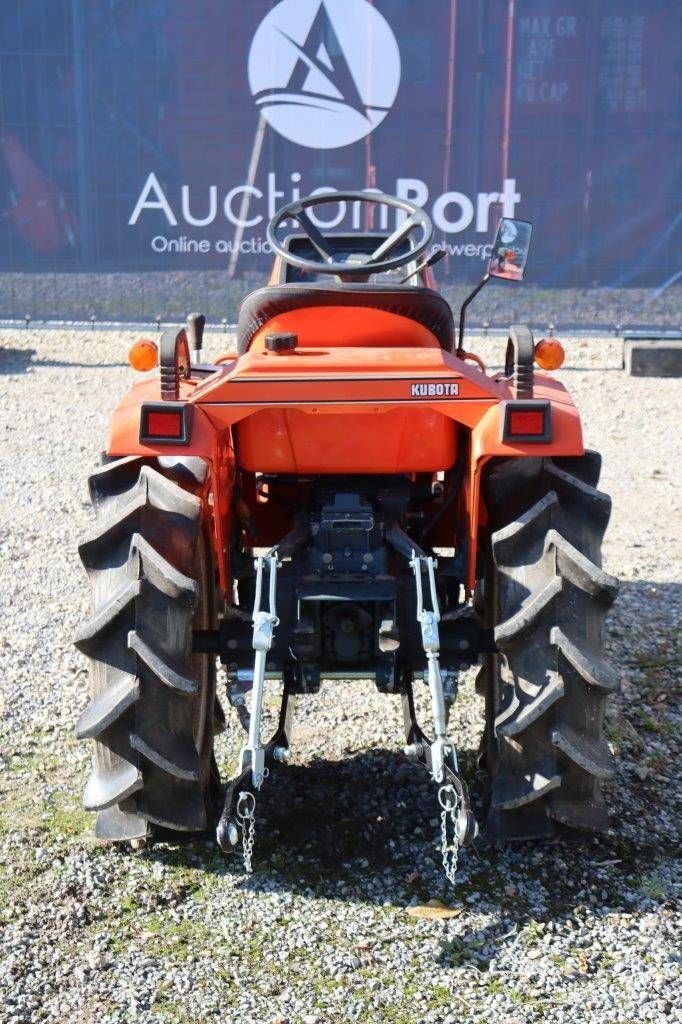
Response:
[478,451,619,840]
[74,455,220,842]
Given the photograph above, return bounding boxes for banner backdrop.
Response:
[0,0,680,326]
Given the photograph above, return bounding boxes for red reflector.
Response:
[509,410,545,435]
[146,411,183,438]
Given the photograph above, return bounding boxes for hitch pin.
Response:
[239,553,280,790]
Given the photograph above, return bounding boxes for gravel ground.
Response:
[2,270,681,327]
[0,328,680,1024]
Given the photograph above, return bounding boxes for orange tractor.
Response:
[75,193,618,879]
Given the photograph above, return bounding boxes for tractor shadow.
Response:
[142,577,679,924]
[146,746,498,907]
[244,747,479,878]
[148,741,674,926]
[0,346,123,374]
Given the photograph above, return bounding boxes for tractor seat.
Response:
[236,284,455,355]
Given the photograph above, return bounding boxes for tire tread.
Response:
[482,451,619,838]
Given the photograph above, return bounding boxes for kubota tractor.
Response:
[75,192,618,880]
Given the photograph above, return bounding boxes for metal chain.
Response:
[236,791,256,874]
[438,784,460,885]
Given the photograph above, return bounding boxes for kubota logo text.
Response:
[410,382,460,398]
[248,0,401,149]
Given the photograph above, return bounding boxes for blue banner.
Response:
[0,0,680,326]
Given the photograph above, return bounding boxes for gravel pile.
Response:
[0,328,680,1024]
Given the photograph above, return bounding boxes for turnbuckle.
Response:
[409,551,455,784]
[239,553,280,791]
[405,551,479,879]
[217,553,297,865]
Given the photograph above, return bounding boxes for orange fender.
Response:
[465,377,584,590]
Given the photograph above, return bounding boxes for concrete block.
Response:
[624,339,682,377]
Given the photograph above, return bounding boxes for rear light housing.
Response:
[139,402,192,445]
[128,338,158,372]
[534,337,565,370]
[501,400,551,443]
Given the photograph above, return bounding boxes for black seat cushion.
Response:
[236,284,454,354]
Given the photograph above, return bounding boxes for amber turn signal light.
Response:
[128,338,158,372]
[534,337,565,370]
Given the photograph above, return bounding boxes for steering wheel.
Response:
[266,191,433,278]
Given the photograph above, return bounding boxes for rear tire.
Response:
[478,452,619,840]
[75,456,220,841]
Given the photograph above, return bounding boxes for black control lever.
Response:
[400,247,447,284]
[186,312,205,364]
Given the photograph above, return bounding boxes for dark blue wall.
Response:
[0,0,680,325]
